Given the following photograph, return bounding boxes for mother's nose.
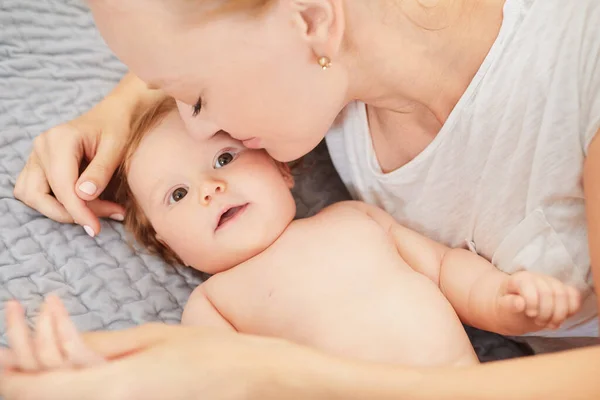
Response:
[176,100,221,140]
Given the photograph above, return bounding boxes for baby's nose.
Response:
[200,180,226,206]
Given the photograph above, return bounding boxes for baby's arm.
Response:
[181,285,236,331]
[434,246,581,335]
[341,201,581,335]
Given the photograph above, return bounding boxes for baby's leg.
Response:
[428,323,480,367]
[451,348,480,367]
[1,295,104,372]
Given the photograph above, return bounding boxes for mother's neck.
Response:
[343,0,506,124]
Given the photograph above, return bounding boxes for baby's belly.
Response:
[286,269,476,367]
[212,214,478,367]
[229,243,475,366]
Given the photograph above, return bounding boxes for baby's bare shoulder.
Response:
[314,201,374,222]
[289,201,386,239]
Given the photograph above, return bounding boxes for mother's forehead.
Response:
[87,0,146,13]
[88,0,168,11]
[87,0,216,24]
[88,0,190,36]
[151,114,233,145]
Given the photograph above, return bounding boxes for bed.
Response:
[0,0,530,373]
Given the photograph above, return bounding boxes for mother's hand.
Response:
[13,72,164,235]
[0,322,334,400]
[13,97,129,236]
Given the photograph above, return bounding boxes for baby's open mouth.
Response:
[216,204,248,230]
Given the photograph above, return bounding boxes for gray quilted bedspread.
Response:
[0,0,529,369]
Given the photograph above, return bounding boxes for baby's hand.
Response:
[498,271,582,331]
[0,295,104,372]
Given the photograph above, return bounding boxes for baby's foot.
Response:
[498,271,582,330]
[0,295,104,372]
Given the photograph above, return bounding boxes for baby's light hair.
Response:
[116,95,299,266]
[117,96,183,265]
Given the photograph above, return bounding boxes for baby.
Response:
[2,97,582,370]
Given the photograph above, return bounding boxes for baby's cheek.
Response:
[158,227,195,262]
[174,243,204,271]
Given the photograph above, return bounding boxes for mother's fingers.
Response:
[38,137,100,235]
[34,300,65,369]
[0,347,17,370]
[14,155,74,224]
[5,302,38,372]
[46,296,105,367]
[86,199,125,221]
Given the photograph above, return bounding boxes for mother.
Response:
[8,0,600,398]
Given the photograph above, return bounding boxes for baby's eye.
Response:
[214,150,238,169]
[169,187,188,204]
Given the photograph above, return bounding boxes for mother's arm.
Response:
[1,323,599,400]
[584,128,600,314]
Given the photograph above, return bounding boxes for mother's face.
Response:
[87,0,349,162]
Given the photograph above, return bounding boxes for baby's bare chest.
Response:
[208,211,417,333]
[256,213,406,284]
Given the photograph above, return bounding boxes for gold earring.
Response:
[318,56,332,70]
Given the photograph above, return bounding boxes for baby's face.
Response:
[127,112,296,273]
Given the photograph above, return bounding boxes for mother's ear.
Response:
[288,0,345,63]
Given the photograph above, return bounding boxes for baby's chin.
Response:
[184,241,275,275]
[182,208,295,274]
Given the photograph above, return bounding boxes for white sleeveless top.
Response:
[326,0,600,338]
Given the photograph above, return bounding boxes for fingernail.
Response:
[109,213,125,222]
[79,181,97,196]
[83,225,96,238]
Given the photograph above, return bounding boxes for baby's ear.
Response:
[155,234,167,247]
[277,162,295,189]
